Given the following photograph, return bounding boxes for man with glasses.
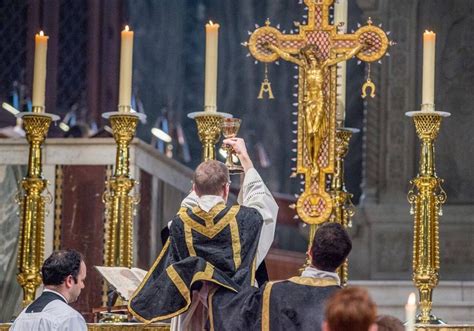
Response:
[129,137,278,330]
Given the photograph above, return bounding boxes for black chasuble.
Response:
[260,277,339,331]
[128,203,263,323]
[209,277,340,331]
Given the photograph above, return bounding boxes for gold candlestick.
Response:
[188,111,231,162]
[406,110,450,324]
[330,127,357,287]
[102,109,145,268]
[15,109,58,306]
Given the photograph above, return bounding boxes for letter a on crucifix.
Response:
[246,0,389,225]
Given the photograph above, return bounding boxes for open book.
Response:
[95,266,148,301]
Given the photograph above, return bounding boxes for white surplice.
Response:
[9,289,87,331]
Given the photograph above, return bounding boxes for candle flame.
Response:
[125,25,130,31]
[407,292,416,305]
[209,20,214,25]
[424,30,435,34]
[39,30,44,36]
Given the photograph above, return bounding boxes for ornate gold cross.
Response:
[246,0,389,225]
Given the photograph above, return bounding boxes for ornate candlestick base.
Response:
[331,127,358,287]
[102,110,146,268]
[15,110,59,306]
[406,110,450,324]
[188,111,232,162]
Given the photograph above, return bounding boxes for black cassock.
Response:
[128,203,263,325]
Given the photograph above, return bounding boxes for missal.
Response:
[95,266,147,301]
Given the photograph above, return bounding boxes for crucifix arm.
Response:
[264,43,304,66]
[325,43,365,67]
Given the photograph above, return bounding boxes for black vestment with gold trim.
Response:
[210,277,340,331]
[260,277,339,331]
[128,203,263,324]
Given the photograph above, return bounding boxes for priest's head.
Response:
[41,249,87,303]
[193,160,230,201]
[310,222,352,272]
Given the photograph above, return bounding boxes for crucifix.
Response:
[245,0,390,268]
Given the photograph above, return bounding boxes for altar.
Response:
[0,138,192,321]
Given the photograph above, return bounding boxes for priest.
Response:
[128,137,278,330]
[258,222,352,331]
[210,222,352,331]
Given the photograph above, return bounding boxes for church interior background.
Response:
[0,0,473,327]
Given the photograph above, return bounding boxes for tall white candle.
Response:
[32,31,48,110]
[422,31,436,109]
[119,25,134,109]
[204,21,219,112]
[334,0,348,122]
[405,292,416,331]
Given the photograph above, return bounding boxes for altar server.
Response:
[10,249,87,331]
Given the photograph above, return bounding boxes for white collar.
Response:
[43,288,68,303]
[196,195,225,212]
[301,266,341,286]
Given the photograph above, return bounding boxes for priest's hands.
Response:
[223,138,254,173]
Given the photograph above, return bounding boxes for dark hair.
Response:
[376,315,404,331]
[41,249,84,286]
[193,160,229,196]
[325,287,377,331]
[311,222,352,271]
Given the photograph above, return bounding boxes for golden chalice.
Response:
[222,118,244,174]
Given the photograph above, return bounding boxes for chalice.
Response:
[222,118,244,174]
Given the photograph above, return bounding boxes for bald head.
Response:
[193,160,230,197]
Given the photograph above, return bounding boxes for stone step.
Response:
[350,281,474,324]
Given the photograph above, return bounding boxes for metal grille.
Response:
[281,39,305,49]
[315,6,323,26]
[57,0,88,116]
[359,31,383,57]
[334,40,357,49]
[303,194,326,215]
[413,114,442,140]
[257,33,278,55]
[0,0,28,101]
[307,31,331,58]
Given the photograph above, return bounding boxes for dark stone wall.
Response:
[418,0,474,204]
[350,0,474,280]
